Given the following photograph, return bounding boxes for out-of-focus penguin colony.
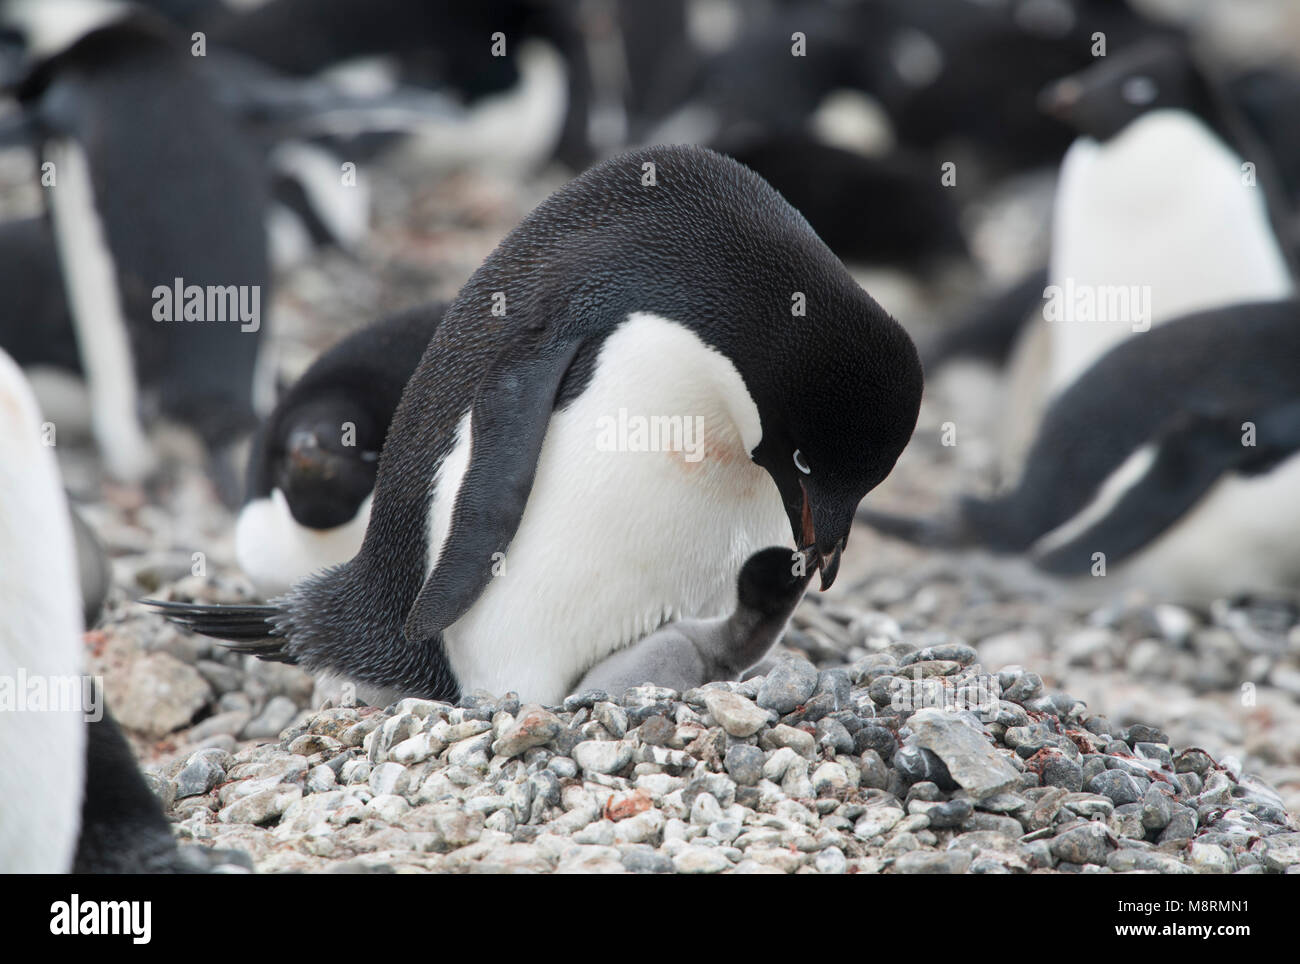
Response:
[2,0,1300,874]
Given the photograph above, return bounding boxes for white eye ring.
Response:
[793,449,811,475]
[1121,75,1157,106]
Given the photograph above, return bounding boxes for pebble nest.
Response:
[143,632,1298,874]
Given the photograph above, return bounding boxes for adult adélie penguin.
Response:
[994,37,1298,480]
[5,4,272,486]
[149,145,924,706]
[1037,37,1297,394]
[0,346,184,873]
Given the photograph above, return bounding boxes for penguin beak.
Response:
[287,429,323,473]
[1039,77,1083,121]
[796,481,848,592]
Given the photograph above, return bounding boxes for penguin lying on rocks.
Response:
[860,299,1300,602]
[147,145,923,706]
[236,303,445,594]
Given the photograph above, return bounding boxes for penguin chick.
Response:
[574,546,814,696]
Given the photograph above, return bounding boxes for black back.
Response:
[0,215,78,372]
[722,133,968,271]
[281,145,921,698]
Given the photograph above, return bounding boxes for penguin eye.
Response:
[793,449,811,475]
[1121,75,1157,106]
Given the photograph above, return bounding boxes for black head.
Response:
[1039,38,1215,143]
[736,546,815,620]
[454,146,923,590]
[247,305,441,529]
[270,395,382,529]
[742,285,923,591]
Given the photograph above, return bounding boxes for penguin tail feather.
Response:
[139,600,297,664]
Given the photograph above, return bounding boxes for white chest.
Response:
[1048,111,1294,391]
[235,490,373,595]
[429,314,790,704]
[400,39,568,175]
[0,351,86,872]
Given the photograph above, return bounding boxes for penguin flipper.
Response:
[923,265,1048,369]
[404,335,587,642]
[140,600,295,662]
[1035,402,1300,574]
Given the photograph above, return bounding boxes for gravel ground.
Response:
[6,116,1298,873]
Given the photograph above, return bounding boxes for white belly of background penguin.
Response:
[236,491,374,595]
[148,145,923,708]
[235,304,444,594]
[1048,111,1294,392]
[859,298,1300,603]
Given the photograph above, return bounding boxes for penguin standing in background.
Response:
[575,546,814,696]
[860,299,1300,602]
[5,5,271,483]
[990,38,1298,479]
[1037,38,1296,394]
[0,347,182,873]
[150,145,924,707]
[237,303,445,594]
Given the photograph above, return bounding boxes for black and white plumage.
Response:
[149,145,923,706]
[861,300,1300,601]
[236,303,444,594]
[0,346,180,873]
[7,9,271,480]
[1037,37,1296,394]
[575,546,813,696]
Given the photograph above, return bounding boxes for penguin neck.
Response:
[717,604,798,678]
